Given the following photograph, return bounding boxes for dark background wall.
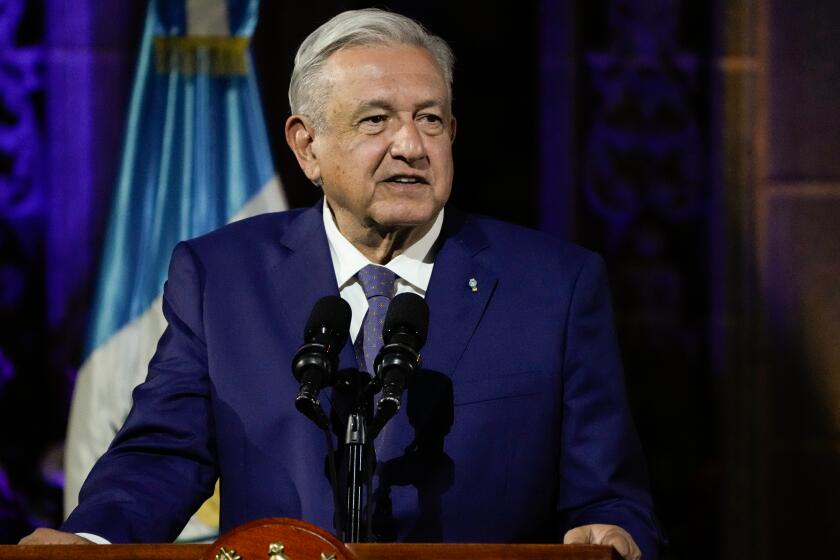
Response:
[760,1,840,557]
[1,1,839,558]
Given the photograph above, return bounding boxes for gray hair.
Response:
[289,8,455,128]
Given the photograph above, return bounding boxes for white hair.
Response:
[289,8,455,129]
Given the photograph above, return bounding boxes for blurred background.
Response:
[2,1,840,558]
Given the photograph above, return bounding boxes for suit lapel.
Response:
[423,209,498,378]
[268,202,358,369]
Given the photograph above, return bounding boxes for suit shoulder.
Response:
[184,208,308,255]
[467,214,599,271]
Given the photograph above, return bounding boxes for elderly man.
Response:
[22,9,661,559]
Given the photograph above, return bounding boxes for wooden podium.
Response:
[0,518,620,559]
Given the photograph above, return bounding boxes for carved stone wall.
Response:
[0,0,145,541]
[0,0,54,540]
[576,2,716,558]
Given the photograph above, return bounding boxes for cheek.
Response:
[321,146,382,203]
[320,154,360,186]
[429,146,455,182]
[350,140,389,171]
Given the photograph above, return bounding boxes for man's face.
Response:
[309,44,455,232]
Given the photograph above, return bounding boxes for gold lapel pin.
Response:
[468,278,478,292]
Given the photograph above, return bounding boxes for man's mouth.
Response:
[383,174,428,185]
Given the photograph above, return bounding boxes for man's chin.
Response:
[367,202,443,230]
[369,210,441,231]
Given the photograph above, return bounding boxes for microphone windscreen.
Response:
[305,296,352,339]
[383,293,429,347]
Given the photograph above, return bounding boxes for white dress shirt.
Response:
[322,200,443,342]
[76,532,110,544]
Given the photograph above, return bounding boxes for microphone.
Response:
[292,296,351,429]
[371,293,429,435]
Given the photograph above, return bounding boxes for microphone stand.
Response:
[340,384,420,540]
[341,374,381,543]
[343,412,367,542]
[341,347,420,539]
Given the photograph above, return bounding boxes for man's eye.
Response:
[419,114,442,123]
[362,115,387,124]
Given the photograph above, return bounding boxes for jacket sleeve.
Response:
[62,242,218,543]
[556,252,664,559]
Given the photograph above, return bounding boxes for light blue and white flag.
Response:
[64,0,285,541]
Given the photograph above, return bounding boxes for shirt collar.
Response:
[322,199,443,292]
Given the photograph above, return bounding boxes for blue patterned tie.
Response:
[355,264,397,373]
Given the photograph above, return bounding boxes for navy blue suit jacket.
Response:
[64,203,661,557]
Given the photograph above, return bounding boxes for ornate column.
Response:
[714,0,765,557]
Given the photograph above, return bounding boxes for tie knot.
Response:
[356,264,397,299]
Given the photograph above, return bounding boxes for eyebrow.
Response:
[351,98,447,120]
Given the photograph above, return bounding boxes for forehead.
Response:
[321,44,449,110]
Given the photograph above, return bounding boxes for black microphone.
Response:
[292,296,351,429]
[371,293,429,435]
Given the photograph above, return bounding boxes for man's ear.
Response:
[285,115,321,184]
[449,116,457,143]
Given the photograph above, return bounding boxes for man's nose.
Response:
[389,120,427,163]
